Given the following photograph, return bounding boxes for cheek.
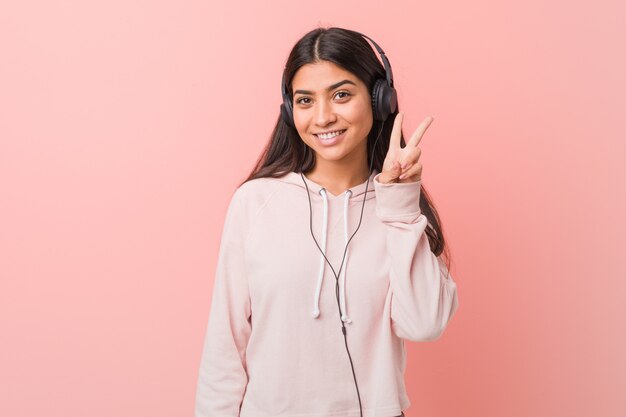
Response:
[293,118,313,145]
[345,99,372,123]
[293,110,309,133]
[347,115,372,139]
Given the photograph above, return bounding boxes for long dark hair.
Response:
[239,26,453,276]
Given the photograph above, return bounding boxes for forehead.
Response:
[291,61,364,91]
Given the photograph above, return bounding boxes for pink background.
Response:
[1,0,625,416]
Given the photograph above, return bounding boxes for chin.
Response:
[316,150,353,162]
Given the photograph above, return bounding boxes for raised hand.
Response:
[377,112,434,184]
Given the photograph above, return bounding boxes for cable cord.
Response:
[299,122,386,417]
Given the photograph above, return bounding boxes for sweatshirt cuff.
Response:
[373,172,422,222]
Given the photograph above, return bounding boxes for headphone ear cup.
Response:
[280,99,294,128]
[371,79,383,121]
[280,71,295,128]
[371,78,398,122]
[383,85,398,120]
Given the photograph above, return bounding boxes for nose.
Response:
[314,99,337,127]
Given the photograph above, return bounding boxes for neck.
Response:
[304,161,371,195]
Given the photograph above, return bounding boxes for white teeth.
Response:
[316,130,345,139]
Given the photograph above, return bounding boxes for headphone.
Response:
[280,30,397,128]
[280,30,399,417]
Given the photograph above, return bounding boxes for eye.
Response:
[295,97,311,105]
[295,91,351,105]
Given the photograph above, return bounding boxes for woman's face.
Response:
[291,61,373,165]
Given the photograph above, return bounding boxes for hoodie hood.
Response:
[276,169,380,323]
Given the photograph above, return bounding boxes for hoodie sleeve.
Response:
[195,188,251,417]
[373,173,459,342]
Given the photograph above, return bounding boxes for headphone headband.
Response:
[354,31,395,89]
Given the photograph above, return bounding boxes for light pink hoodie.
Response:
[195,169,459,417]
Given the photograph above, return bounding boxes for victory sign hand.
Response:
[377,112,434,184]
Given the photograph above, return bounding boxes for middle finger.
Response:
[400,146,422,168]
[406,116,434,148]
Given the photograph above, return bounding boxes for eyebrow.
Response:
[293,79,357,96]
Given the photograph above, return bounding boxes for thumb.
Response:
[380,160,402,184]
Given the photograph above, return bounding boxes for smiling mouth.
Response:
[314,129,347,139]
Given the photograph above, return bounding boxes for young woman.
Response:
[195,27,459,417]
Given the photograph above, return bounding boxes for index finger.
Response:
[389,112,404,150]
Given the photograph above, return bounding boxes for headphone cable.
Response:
[299,121,387,417]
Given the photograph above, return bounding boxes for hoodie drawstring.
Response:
[341,190,353,323]
[312,188,353,323]
[311,189,328,319]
